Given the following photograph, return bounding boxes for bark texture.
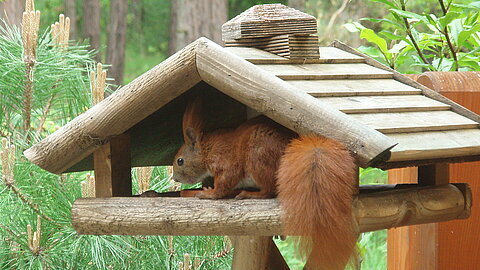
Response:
[169,0,227,55]
[64,0,77,39]
[83,0,101,61]
[0,0,25,27]
[106,0,128,86]
[71,184,471,235]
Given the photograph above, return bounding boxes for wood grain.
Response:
[221,4,317,41]
[225,46,364,64]
[231,236,284,270]
[226,34,320,59]
[288,79,421,97]
[94,134,132,197]
[439,161,480,270]
[257,63,393,80]
[389,129,480,162]
[24,39,201,174]
[195,38,395,167]
[387,167,417,270]
[387,165,451,270]
[71,184,471,235]
[318,95,450,114]
[331,40,480,123]
[421,76,480,270]
[349,111,478,134]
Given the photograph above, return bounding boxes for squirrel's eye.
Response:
[177,158,184,166]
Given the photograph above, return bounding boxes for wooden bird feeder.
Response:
[25,4,477,269]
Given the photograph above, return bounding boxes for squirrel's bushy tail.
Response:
[277,135,357,270]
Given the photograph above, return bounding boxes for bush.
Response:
[345,0,480,73]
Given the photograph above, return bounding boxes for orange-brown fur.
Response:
[173,98,357,269]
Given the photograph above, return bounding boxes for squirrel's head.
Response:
[172,97,208,184]
[172,127,208,184]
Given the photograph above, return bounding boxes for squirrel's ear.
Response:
[185,127,199,148]
[182,96,203,138]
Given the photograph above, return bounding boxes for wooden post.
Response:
[418,163,449,186]
[231,236,289,270]
[94,134,132,197]
[388,163,449,270]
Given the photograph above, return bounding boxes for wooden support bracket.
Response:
[94,133,132,197]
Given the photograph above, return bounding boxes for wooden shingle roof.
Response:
[25,38,399,174]
[225,42,480,168]
[24,41,480,173]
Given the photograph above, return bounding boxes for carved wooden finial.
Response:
[222,4,319,59]
[222,4,317,41]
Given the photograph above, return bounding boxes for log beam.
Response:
[72,184,471,235]
[24,40,201,174]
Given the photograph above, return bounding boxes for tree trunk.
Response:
[288,0,306,11]
[0,0,25,27]
[64,0,77,40]
[83,0,101,61]
[131,0,144,55]
[106,0,128,87]
[169,0,227,55]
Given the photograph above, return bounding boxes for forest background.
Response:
[0,0,478,269]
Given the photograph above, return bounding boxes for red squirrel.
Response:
[172,98,358,270]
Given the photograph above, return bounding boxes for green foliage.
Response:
[0,17,233,269]
[0,21,94,139]
[345,0,480,73]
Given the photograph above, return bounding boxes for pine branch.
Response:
[5,182,59,226]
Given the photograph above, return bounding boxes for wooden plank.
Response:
[349,111,478,134]
[226,34,319,53]
[71,184,471,235]
[389,129,480,162]
[224,47,285,60]
[331,40,480,123]
[224,47,364,64]
[378,155,480,170]
[257,63,393,80]
[439,162,480,270]
[94,134,132,197]
[24,39,201,174]
[318,95,450,114]
[195,38,396,167]
[287,79,421,97]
